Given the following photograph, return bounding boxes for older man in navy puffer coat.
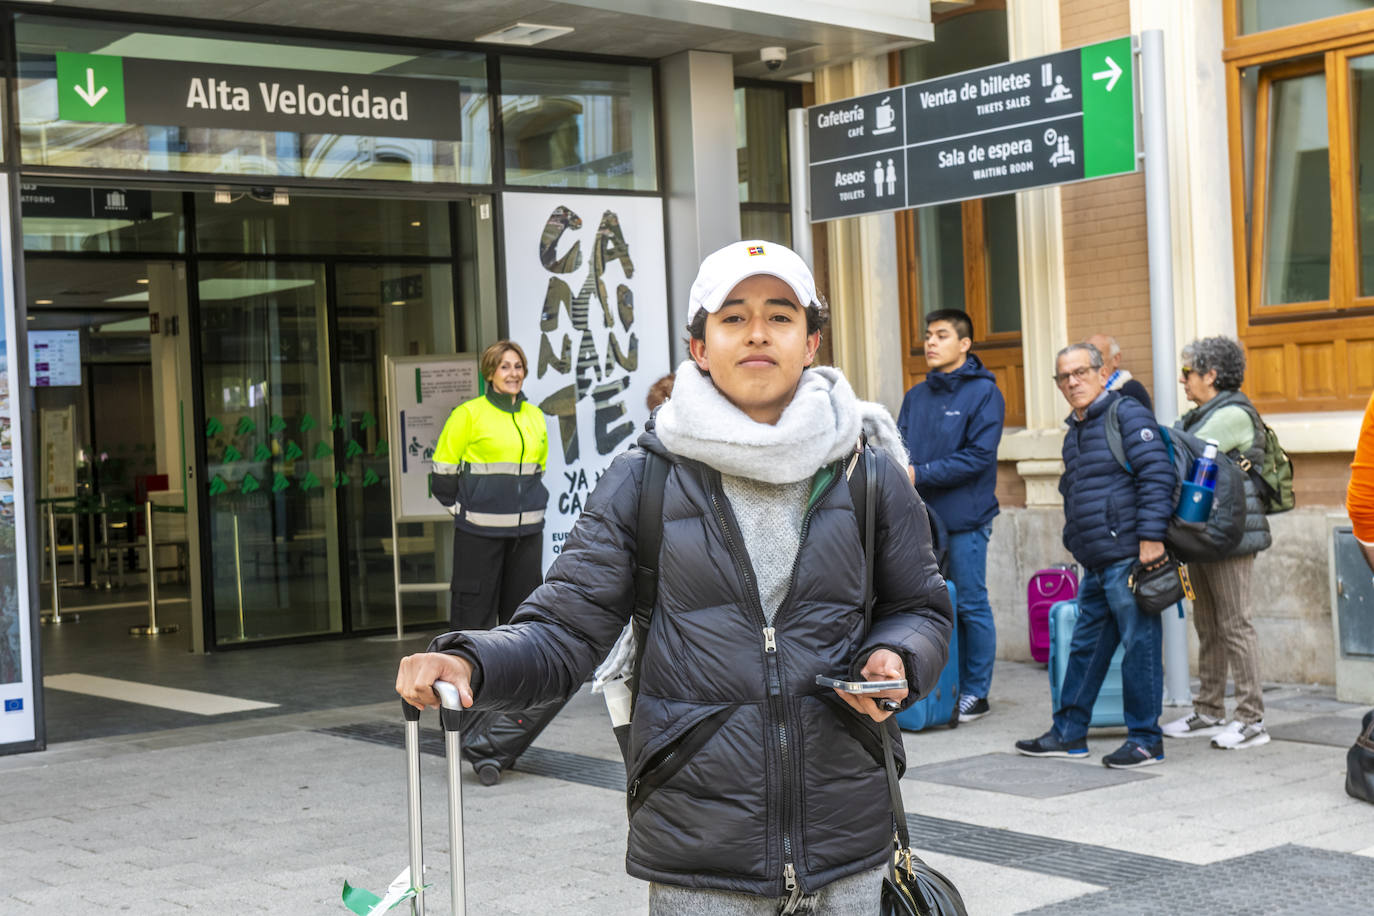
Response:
[1016,342,1175,769]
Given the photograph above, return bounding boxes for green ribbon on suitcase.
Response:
[341,867,429,914]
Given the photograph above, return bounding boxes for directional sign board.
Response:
[54,52,463,141]
[808,37,1135,222]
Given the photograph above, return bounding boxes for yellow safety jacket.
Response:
[432,389,550,537]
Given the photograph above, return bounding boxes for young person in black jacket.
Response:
[398,240,952,913]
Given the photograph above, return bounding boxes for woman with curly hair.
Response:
[1162,336,1272,750]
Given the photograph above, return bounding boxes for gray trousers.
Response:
[1190,553,1265,724]
[648,865,885,915]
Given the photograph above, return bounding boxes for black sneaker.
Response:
[1101,740,1164,769]
[1014,730,1088,758]
[957,694,991,723]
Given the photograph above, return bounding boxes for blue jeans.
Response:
[946,524,995,699]
[1052,557,1163,746]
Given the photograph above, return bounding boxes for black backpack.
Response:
[1104,399,1245,563]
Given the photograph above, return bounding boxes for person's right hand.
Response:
[396,652,475,711]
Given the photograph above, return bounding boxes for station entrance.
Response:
[25,182,488,651]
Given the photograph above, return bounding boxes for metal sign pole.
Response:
[40,501,76,625]
[788,108,812,269]
[1140,29,1190,707]
[131,500,178,637]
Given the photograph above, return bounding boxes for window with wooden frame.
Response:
[1224,1,1374,412]
[891,0,1026,427]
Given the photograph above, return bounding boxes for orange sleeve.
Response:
[1350,390,1374,543]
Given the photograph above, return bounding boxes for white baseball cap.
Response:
[687,240,819,325]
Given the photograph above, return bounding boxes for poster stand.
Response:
[377,354,479,640]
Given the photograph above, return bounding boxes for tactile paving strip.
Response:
[318,722,627,791]
[904,752,1156,798]
[1019,844,1368,915]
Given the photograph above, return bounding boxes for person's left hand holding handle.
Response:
[397,652,475,711]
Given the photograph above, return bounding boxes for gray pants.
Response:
[648,865,885,915]
[1190,553,1265,724]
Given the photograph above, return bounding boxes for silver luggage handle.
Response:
[401,680,466,916]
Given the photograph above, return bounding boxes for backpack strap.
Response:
[1104,398,1133,474]
[628,449,668,715]
[846,437,868,551]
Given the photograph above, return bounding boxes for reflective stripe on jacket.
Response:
[432,389,550,537]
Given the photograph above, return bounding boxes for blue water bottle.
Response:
[1177,441,1219,524]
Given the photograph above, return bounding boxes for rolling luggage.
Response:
[1047,600,1125,727]
[459,693,571,782]
[405,682,466,915]
[1027,565,1078,663]
[895,581,960,732]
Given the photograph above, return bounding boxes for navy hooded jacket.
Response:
[1060,390,1174,570]
[896,353,1006,533]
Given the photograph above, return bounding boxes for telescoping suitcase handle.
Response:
[401,681,466,916]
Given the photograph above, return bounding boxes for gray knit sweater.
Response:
[720,474,810,623]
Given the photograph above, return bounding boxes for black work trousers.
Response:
[449,527,543,631]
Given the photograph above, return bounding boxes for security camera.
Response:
[761,47,787,72]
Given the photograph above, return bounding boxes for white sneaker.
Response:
[1211,719,1270,750]
[1162,712,1225,739]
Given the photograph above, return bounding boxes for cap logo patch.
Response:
[747,245,765,256]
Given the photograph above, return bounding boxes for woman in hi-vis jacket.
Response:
[431,339,549,633]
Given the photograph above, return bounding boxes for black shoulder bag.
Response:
[860,449,968,916]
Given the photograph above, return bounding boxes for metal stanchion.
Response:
[233,513,246,641]
[41,502,77,625]
[130,500,178,637]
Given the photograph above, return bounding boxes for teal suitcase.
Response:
[896,581,960,731]
[1047,599,1125,727]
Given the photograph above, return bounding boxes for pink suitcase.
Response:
[1027,565,1078,663]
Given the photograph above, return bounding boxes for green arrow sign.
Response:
[56,53,126,123]
[1081,37,1135,179]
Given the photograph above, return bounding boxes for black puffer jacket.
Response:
[435,430,952,897]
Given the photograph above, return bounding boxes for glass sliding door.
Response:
[198,260,342,642]
[334,263,456,630]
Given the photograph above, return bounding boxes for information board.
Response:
[385,354,480,523]
[28,331,81,387]
[808,37,1136,221]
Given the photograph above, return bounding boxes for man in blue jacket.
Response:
[1015,342,1174,768]
[897,309,1005,723]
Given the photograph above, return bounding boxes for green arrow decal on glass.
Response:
[375,439,389,457]
[240,473,260,494]
[344,440,364,459]
[253,443,271,462]
[56,53,126,124]
[205,417,223,437]
[301,470,321,491]
[224,445,242,463]
[269,415,287,434]
[272,472,291,493]
[362,468,381,487]
[360,411,377,430]
[313,440,333,459]
[284,440,303,461]
[236,416,257,436]
[333,471,350,488]
[208,475,229,496]
[300,412,316,432]
[331,413,345,431]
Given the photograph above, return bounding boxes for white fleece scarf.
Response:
[592,361,907,692]
[654,361,908,483]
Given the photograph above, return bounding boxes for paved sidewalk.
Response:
[1,659,1370,914]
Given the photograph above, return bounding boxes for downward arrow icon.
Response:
[1092,56,1123,93]
[73,68,108,107]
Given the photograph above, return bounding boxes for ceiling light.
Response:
[475,22,574,46]
[137,278,149,284]
[214,188,232,204]
[272,189,290,206]
[26,315,34,321]
[410,221,422,227]
[390,300,406,306]
[35,299,53,305]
